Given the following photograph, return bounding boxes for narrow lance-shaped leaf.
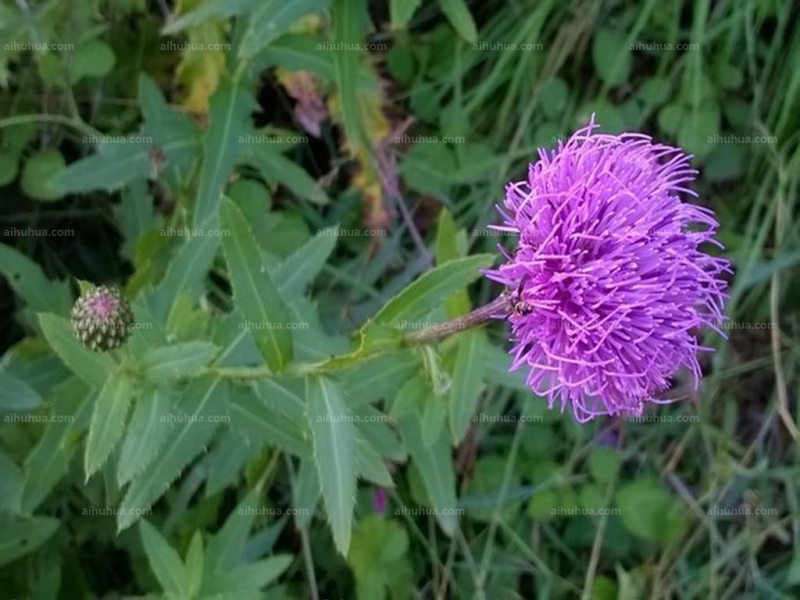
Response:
[193,81,255,229]
[162,0,256,34]
[117,377,229,531]
[85,372,136,480]
[390,0,422,29]
[205,430,251,496]
[117,387,175,486]
[229,384,310,458]
[220,197,293,372]
[333,0,368,157]
[448,329,487,445]
[435,208,470,317]
[184,531,204,598]
[364,254,495,334]
[206,488,261,572]
[38,314,115,388]
[274,225,338,297]
[148,234,220,323]
[244,142,328,205]
[140,341,218,382]
[293,459,321,529]
[400,418,459,536]
[238,0,328,59]
[139,519,190,598]
[306,375,357,555]
[20,378,92,512]
[0,244,72,315]
[202,556,293,594]
[438,0,477,43]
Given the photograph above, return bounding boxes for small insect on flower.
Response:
[485,115,731,422]
[71,285,135,352]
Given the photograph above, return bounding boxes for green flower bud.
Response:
[71,285,134,352]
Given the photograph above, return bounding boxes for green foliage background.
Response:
[0,0,798,598]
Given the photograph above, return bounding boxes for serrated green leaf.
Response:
[244,142,328,205]
[306,375,357,555]
[138,74,200,158]
[435,209,470,318]
[140,341,218,382]
[422,394,447,448]
[448,329,487,444]
[239,0,327,59]
[293,459,321,528]
[356,436,393,487]
[439,0,477,42]
[254,377,306,424]
[114,180,160,261]
[202,556,293,594]
[400,418,459,535]
[0,245,71,316]
[220,197,293,372]
[0,516,59,567]
[355,409,406,462]
[118,387,175,486]
[162,0,256,34]
[206,488,260,572]
[229,384,309,457]
[260,33,333,77]
[139,519,189,597]
[148,234,219,322]
[38,314,115,387]
[85,372,135,479]
[20,378,92,512]
[339,350,421,404]
[194,81,255,229]
[52,139,195,195]
[274,226,338,298]
[205,430,250,496]
[333,0,369,157]
[365,254,494,335]
[118,377,228,531]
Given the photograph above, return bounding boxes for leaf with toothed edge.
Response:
[38,314,114,388]
[306,375,357,555]
[219,197,293,372]
[117,377,229,531]
[117,387,175,486]
[85,372,136,480]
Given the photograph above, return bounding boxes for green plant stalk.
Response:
[404,293,511,345]
[209,294,512,381]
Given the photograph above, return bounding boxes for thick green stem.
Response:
[211,294,511,380]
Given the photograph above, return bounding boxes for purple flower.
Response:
[485,116,730,422]
[372,488,387,516]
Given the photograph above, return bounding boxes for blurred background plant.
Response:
[0,0,798,599]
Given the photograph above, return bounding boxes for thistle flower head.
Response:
[71,285,134,352]
[485,116,730,422]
